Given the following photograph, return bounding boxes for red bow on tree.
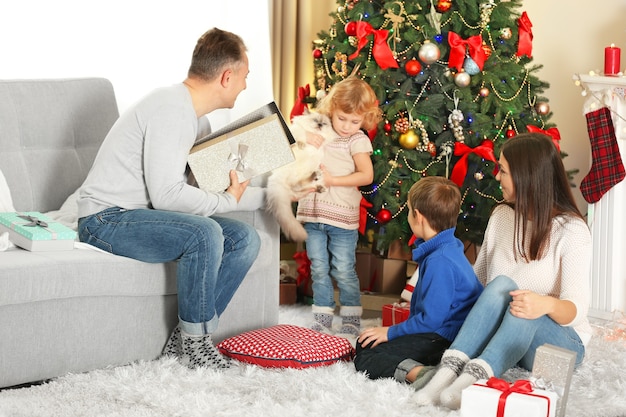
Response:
[348,21,399,70]
[526,125,561,152]
[516,11,533,58]
[486,377,534,417]
[289,84,310,122]
[448,32,487,72]
[450,140,497,187]
[359,196,373,235]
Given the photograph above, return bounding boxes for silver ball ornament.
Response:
[454,72,471,88]
[418,42,441,65]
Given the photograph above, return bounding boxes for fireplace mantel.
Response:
[574,73,626,319]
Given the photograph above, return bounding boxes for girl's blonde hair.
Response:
[315,77,382,131]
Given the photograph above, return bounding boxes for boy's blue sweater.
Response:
[387,228,483,342]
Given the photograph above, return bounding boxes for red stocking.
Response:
[580,106,626,204]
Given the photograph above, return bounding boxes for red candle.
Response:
[604,44,621,75]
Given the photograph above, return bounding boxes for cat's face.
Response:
[291,113,335,140]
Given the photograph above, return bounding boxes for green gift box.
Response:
[0,212,77,251]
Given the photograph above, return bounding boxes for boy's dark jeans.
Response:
[354,332,450,381]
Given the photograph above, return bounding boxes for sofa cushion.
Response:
[0,78,119,213]
[0,227,272,307]
[216,324,356,368]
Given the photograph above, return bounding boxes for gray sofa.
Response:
[0,78,279,388]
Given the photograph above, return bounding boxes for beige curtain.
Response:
[269,0,336,118]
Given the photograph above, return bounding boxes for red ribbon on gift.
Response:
[293,250,311,287]
[516,11,533,58]
[348,21,399,70]
[526,125,561,152]
[448,32,487,72]
[359,196,373,235]
[450,140,497,187]
[289,84,310,122]
[486,377,534,417]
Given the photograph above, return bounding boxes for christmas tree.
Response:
[298,0,563,250]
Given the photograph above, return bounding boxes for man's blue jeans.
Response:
[78,207,260,336]
[304,222,361,308]
[450,275,585,376]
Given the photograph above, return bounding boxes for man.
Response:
[77,28,264,370]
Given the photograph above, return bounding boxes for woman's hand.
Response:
[510,289,578,324]
[357,326,389,348]
[509,289,556,320]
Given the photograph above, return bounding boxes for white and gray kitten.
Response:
[266,112,335,242]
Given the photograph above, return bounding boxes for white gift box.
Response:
[461,378,558,417]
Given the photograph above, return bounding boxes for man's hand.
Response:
[226,170,249,202]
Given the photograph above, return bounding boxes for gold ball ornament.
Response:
[399,129,420,149]
[479,87,490,97]
[535,102,550,115]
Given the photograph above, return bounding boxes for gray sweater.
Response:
[78,83,265,218]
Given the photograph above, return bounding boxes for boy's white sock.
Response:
[414,349,469,406]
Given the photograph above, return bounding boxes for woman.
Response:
[414,132,592,409]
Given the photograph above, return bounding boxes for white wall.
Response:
[524,1,626,213]
[0,0,273,131]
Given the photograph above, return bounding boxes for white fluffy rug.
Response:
[1,305,625,417]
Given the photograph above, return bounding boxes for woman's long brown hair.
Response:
[501,133,584,261]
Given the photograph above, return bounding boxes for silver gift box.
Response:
[531,343,576,417]
[189,110,295,193]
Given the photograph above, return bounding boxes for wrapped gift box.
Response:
[461,378,558,417]
[531,344,576,417]
[356,251,407,294]
[0,212,76,251]
[382,302,411,326]
[279,279,298,305]
[189,102,295,193]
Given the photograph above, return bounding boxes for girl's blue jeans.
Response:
[304,222,361,308]
[450,275,585,376]
[78,207,260,336]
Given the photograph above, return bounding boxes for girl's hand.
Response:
[357,326,389,348]
[320,164,334,187]
[305,131,325,148]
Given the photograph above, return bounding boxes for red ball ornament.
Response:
[427,142,437,157]
[313,49,323,59]
[436,0,452,12]
[505,127,516,138]
[405,59,422,77]
[376,208,392,224]
[345,21,357,36]
[383,122,392,133]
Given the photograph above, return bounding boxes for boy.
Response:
[353,176,483,386]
